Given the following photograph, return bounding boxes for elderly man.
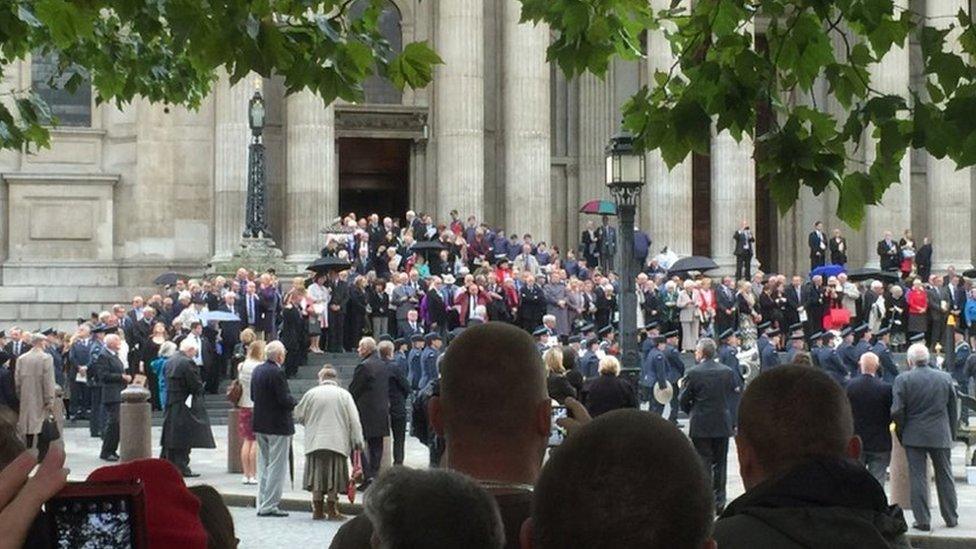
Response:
[161,338,215,477]
[892,343,958,531]
[846,352,893,486]
[14,334,55,448]
[93,334,130,461]
[349,336,390,488]
[543,271,570,337]
[251,340,296,516]
[877,231,900,271]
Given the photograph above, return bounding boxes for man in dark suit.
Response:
[892,343,958,531]
[915,238,933,281]
[425,277,449,335]
[808,221,828,270]
[96,334,131,461]
[678,337,738,514]
[327,271,350,352]
[580,338,600,379]
[731,220,755,280]
[3,327,32,372]
[925,275,949,350]
[349,337,390,487]
[67,324,94,420]
[397,309,424,340]
[381,339,410,466]
[715,277,737,337]
[784,276,804,329]
[846,352,893,486]
[241,284,265,336]
[250,340,295,516]
[218,292,243,379]
[86,326,108,438]
[877,231,900,272]
[518,273,546,331]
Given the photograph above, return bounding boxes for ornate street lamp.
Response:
[243,79,272,239]
[605,131,646,372]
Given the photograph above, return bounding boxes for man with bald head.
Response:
[95,334,130,461]
[332,322,550,549]
[846,352,893,486]
[714,365,909,547]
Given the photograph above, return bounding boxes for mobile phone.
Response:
[549,405,568,447]
[47,481,149,549]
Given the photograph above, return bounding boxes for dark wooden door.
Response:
[338,138,410,221]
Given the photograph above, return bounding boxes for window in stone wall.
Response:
[30,50,92,127]
[350,0,403,104]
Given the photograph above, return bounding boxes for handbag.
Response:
[226,379,243,406]
[37,414,60,463]
[825,307,851,330]
[347,449,363,504]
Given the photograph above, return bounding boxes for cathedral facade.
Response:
[0,0,972,327]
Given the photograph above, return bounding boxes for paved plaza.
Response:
[60,420,976,546]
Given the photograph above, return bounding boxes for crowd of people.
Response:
[0,206,971,548]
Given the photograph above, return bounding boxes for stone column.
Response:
[710,126,755,273]
[577,74,614,239]
[862,5,911,267]
[284,90,336,264]
[927,0,972,271]
[644,0,692,256]
[502,0,551,243]
[433,0,484,222]
[213,72,258,262]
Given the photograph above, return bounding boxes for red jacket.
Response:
[453,290,491,326]
[907,288,927,315]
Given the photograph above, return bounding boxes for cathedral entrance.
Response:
[338,137,410,223]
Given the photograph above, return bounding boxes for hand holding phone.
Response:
[548,405,568,447]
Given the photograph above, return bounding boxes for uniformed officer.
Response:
[580,338,601,379]
[640,335,669,415]
[407,333,425,391]
[853,324,874,369]
[759,328,781,373]
[716,328,744,425]
[755,321,772,352]
[871,327,899,382]
[951,327,971,387]
[662,330,685,422]
[418,333,442,390]
[814,331,848,385]
[639,321,660,360]
[533,326,551,354]
[785,329,807,364]
[598,324,615,354]
[837,327,858,375]
[87,324,111,438]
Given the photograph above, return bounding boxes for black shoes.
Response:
[912,523,931,532]
[100,453,119,462]
[257,510,289,517]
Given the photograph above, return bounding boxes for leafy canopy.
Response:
[0,0,440,150]
[521,0,976,227]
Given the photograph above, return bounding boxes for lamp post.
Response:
[605,131,646,372]
[243,81,271,239]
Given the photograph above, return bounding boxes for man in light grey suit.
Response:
[892,343,958,531]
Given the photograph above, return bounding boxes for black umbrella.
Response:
[410,240,448,261]
[154,272,190,286]
[964,268,976,279]
[847,268,900,282]
[306,256,352,274]
[667,256,719,276]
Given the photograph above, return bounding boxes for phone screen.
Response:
[50,495,134,548]
[549,405,568,446]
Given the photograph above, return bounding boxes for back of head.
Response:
[531,410,712,549]
[187,485,236,549]
[365,467,504,549]
[738,365,853,479]
[440,322,547,445]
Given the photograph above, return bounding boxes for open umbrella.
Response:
[579,199,617,216]
[667,256,719,276]
[306,256,352,274]
[810,264,845,279]
[199,310,241,323]
[154,272,190,286]
[964,268,976,279]
[847,267,900,283]
[410,240,448,262]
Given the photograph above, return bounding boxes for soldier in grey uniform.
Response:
[892,343,958,531]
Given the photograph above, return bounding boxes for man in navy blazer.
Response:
[250,341,295,517]
[845,352,893,486]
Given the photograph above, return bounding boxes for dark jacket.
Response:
[161,354,216,449]
[714,458,910,549]
[546,372,577,404]
[96,351,127,404]
[678,359,737,438]
[387,358,410,419]
[583,373,637,418]
[349,351,391,439]
[846,374,893,453]
[251,360,296,436]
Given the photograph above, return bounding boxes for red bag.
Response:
[346,450,363,504]
[824,307,851,330]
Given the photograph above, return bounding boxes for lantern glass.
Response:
[249,94,266,132]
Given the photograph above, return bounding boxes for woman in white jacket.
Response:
[294,366,365,520]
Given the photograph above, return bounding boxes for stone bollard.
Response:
[119,386,152,462]
[889,430,910,509]
[380,436,392,472]
[227,408,243,474]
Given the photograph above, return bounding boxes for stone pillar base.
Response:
[227,407,243,474]
[889,430,910,508]
[119,386,152,462]
[209,237,290,276]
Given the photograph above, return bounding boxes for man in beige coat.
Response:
[15,334,55,448]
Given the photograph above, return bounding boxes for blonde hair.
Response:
[240,328,256,346]
[247,339,267,362]
[543,347,565,374]
[598,355,620,376]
